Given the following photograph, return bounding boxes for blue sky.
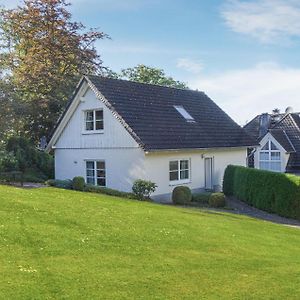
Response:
[3,0,300,124]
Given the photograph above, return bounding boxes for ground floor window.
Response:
[259,140,281,172]
[86,160,106,186]
[169,159,190,183]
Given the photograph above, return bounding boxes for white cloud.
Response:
[176,58,203,74]
[222,0,300,42]
[189,62,300,125]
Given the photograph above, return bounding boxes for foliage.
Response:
[72,176,85,191]
[1,185,300,299]
[192,192,211,204]
[85,184,137,199]
[0,0,107,140]
[0,171,23,184]
[223,165,300,220]
[0,150,18,172]
[4,136,54,178]
[223,165,236,196]
[172,186,192,205]
[132,179,157,200]
[209,193,226,208]
[120,64,188,89]
[46,179,72,189]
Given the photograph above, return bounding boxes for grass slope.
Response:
[1,186,300,299]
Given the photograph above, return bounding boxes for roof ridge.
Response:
[86,74,204,94]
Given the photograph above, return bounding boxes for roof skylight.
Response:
[174,105,195,122]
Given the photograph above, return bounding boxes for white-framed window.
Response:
[259,141,281,172]
[84,109,103,131]
[86,160,106,186]
[169,159,190,184]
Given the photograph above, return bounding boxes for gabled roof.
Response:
[48,75,257,152]
[244,112,300,169]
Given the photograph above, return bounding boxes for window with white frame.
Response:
[169,159,190,183]
[259,141,281,172]
[84,109,103,131]
[86,161,106,186]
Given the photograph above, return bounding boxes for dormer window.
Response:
[84,109,103,131]
[174,105,195,122]
[259,140,281,172]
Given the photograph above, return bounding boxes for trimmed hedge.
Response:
[72,176,85,191]
[172,186,192,205]
[223,165,300,220]
[192,192,211,204]
[209,193,226,208]
[84,184,138,200]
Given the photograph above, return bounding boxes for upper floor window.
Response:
[259,140,281,172]
[85,109,103,131]
[169,159,190,184]
[174,106,195,122]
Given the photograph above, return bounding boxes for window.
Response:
[84,109,103,131]
[169,159,190,183]
[174,106,195,122]
[86,161,106,186]
[259,141,281,172]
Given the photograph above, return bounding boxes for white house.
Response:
[244,109,300,175]
[46,76,256,201]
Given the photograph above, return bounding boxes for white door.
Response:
[205,158,213,190]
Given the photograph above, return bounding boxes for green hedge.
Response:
[223,165,300,220]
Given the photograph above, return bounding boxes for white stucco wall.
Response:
[145,148,247,199]
[254,133,290,172]
[55,148,146,192]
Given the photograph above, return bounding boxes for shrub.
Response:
[132,179,157,200]
[46,179,72,189]
[192,192,211,204]
[209,193,226,208]
[85,184,137,199]
[72,176,85,191]
[223,165,236,196]
[172,186,192,205]
[223,165,300,220]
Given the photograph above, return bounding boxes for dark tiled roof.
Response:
[87,76,256,151]
[268,129,295,153]
[244,112,300,169]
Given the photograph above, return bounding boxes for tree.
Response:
[0,0,108,141]
[120,64,188,89]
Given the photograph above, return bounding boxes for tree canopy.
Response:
[120,64,188,89]
[0,0,107,140]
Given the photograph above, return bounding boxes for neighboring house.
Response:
[244,108,300,175]
[46,76,256,201]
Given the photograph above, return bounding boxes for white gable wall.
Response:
[54,84,146,192]
[254,133,290,173]
[55,87,139,149]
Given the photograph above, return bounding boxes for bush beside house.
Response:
[0,137,54,182]
[223,165,300,220]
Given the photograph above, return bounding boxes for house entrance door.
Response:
[205,158,213,190]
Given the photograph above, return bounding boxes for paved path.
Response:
[226,197,300,229]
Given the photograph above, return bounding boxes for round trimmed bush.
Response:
[209,192,226,208]
[72,176,85,191]
[172,186,192,205]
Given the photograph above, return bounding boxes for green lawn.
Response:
[1,186,300,299]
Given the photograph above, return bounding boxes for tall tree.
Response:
[0,0,108,141]
[120,64,188,89]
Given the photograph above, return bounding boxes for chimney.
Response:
[259,113,271,137]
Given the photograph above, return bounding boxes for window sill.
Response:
[82,130,104,135]
[169,179,191,186]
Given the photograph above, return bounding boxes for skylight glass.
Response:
[174,105,195,122]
